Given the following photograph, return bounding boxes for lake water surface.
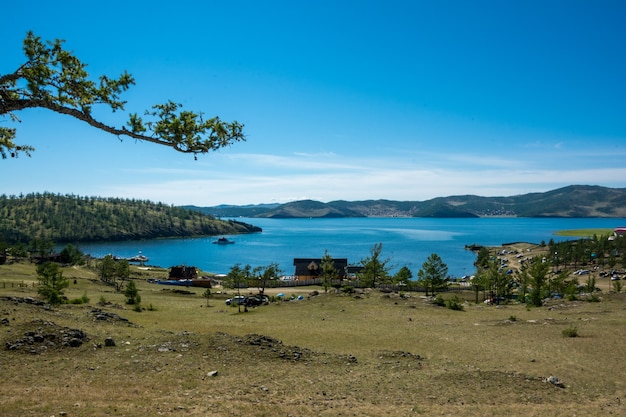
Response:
[75,217,626,278]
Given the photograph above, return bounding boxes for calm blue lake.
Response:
[74,217,626,278]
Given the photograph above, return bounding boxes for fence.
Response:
[1,281,37,288]
[240,278,467,293]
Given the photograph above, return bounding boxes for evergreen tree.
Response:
[417,253,449,296]
[525,256,550,307]
[59,243,84,265]
[37,261,69,305]
[393,266,413,287]
[124,280,141,306]
[359,243,391,288]
[320,250,337,293]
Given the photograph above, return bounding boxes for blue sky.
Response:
[2,0,625,206]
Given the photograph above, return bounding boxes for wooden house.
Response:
[169,266,198,280]
[292,258,348,281]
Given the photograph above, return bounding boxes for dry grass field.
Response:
[1,259,625,417]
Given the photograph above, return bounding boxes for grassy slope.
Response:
[1,262,625,416]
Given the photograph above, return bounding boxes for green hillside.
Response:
[0,193,261,244]
[257,200,364,218]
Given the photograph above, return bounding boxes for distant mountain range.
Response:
[186,185,626,218]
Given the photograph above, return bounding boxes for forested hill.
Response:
[0,193,261,244]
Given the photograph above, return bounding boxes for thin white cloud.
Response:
[101,147,626,206]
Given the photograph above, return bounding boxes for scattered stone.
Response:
[206,370,218,377]
[89,308,131,324]
[379,350,422,361]
[544,376,566,388]
[4,320,88,353]
[104,337,116,347]
[0,296,45,306]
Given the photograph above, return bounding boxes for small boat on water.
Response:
[213,237,235,245]
[113,251,149,263]
[127,252,149,263]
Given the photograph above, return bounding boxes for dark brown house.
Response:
[292,258,348,281]
[169,266,198,280]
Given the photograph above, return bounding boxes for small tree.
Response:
[227,264,247,312]
[203,288,212,307]
[10,243,28,261]
[59,243,84,265]
[393,266,413,287]
[320,250,337,293]
[123,280,141,306]
[37,261,69,305]
[417,253,449,296]
[472,246,491,303]
[256,263,281,294]
[29,238,55,260]
[99,255,129,292]
[359,243,391,288]
[525,256,550,307]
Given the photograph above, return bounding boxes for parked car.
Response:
[225,295,247,306]
[247,294,270,306]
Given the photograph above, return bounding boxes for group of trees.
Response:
[546,234,626,271]
[33,247,141,307]
[1,236,85,265]
[224,263,283,292]
[356,243,449,294]
[471,233,626,307]
[1,234,139,307]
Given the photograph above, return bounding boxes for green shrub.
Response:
[508,315,517,322]
[562,325,578,338]
[124,280,141,305]
[433,295,445,307]
[445,295,464,311]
